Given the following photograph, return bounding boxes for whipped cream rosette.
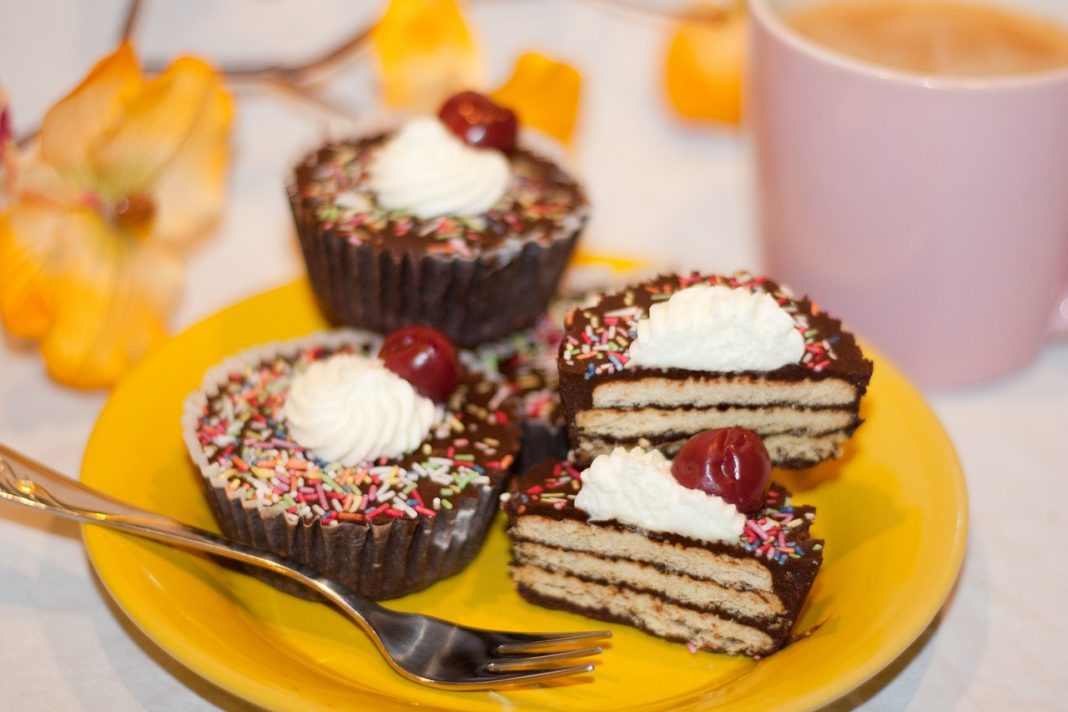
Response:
[287,91,588,346]
[181,329,521,600]
[368,117,510,219]
[284,352,440,466]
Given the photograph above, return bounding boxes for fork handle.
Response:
[0,443,344,601]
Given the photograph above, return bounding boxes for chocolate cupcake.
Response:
[181,329,521,599]
[469,289,595,473]
[287,92,589,347]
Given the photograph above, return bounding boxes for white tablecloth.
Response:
[2,1,1066,709]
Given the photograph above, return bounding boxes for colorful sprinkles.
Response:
[194,342,517,527]
[560,272,841,379]
[471,290,589,426]
[508,461,815,566]
[737,486,817,565]
[294,135,586,256]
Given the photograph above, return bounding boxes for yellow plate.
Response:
[82,280,967,712]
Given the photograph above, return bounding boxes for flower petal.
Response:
[90,56,228,201]
[664,4,746,126]
[37,209,181,388]
[15,158,82,206]
[372,0,482,112]
[0,203,64,339]
[37,42,142,186]
[493,52,582,145]
[149,67,234,245]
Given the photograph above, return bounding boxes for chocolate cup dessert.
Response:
[181,330,521,600]
[287,132,589,347]
[468,288,596,474]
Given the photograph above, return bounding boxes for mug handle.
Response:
[1050,280,1068,337]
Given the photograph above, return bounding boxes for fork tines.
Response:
[494,629,612,655]
[486,646,605,672]
[484,629,611,684]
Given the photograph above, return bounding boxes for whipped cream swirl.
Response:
[626,284,805,372]
[368,117,510,219]
[284,353,439,466]
[574,446,745,544]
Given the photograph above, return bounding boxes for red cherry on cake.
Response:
[670,428,772,514]
[438,91,518,153]
[380,326,461,402]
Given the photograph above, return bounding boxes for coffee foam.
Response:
[787,0,1068,77]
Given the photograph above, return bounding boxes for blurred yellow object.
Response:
[665,2,746,126]
[492,51,582,144]
[0,42,233,388]
[372,0,482,113]
[571,249,647,274]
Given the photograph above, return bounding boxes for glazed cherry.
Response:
[438,91,518,153]
[380,326,461,402]
[670,428,772,514]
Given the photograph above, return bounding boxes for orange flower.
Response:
[371,0,482,113]
[493,52,582,145]
[0,43,234,388]
[664,2,746,126]
[370,2,584,144]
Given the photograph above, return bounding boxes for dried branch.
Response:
[17,0,669,147]
[259,76,356,122]
[120,0,145,42]
[144,18,378,86]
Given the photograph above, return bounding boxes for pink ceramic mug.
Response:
[749,0,1068,389]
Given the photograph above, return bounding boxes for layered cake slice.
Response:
[558,272,873,468]
[503,429,823,657]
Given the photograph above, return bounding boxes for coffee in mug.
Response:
[786,0,1068,77]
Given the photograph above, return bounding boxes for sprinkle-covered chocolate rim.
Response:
[181,330,519,528]
[560,271,847,380]
[287,114,589,256]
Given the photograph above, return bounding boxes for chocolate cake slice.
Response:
[558,272,873,468]
[503,454,823,657]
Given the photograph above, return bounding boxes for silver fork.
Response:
[0,444,610,690]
